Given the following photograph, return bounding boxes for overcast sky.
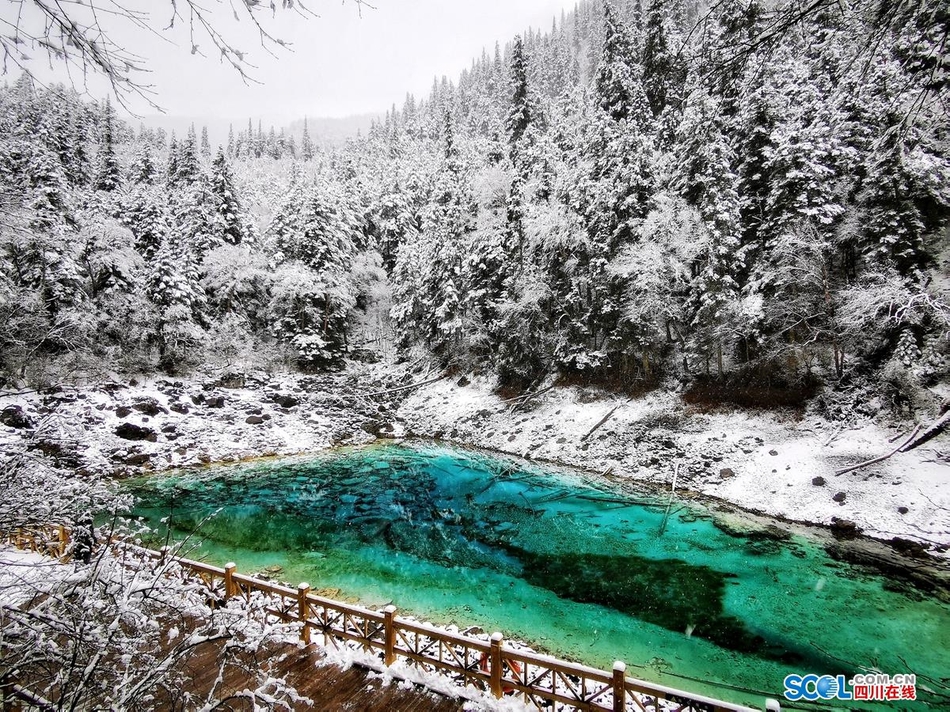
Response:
[12,0,575,124]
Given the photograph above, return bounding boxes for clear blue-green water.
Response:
[127,443,950,710]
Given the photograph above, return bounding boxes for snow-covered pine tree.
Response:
[673,88,743,375]
[595,0,649,125]
[129,144,158,185]
[301,117,315,160]
[267,176,360,368]
[200,125,211,158]
[94,98,121,192]
[147,228,206,371]
[170,125,202,187]
[506,35,533,157]
[118,185,167,260]
[209,147,248,247]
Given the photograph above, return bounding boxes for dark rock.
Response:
[889,537,929,558]
[132,397,166,416]
[829,518,859,539]
[169,402,189,414]
[457,376,470,387]
[769,449,779,456]
[897,506,909,515]
[832,491,847,503]
[191,394,205,405]
[161,424,177,433]
[115,423,157,442]
[112,451,151,466]
[206,396,226,409]
[0,405,34,429]
[508,434,517,442]
[812,476,826,487]
[719,468,735,478]
[114,405,133,418]
[271,394,299,408]
[217,373,245,389]
[246,415,265,424]
[333,430,354,444]
[262,413,272,421]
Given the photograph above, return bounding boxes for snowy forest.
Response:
[1,0,948,411]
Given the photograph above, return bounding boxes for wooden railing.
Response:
[3,526,767,712]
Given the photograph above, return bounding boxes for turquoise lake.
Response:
[127,442,950,710]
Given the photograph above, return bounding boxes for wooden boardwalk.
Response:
[3,528,758,712]
[167,639,469,711]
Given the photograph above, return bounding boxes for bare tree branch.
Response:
[0,0,371,112]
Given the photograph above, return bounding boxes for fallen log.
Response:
[658,463,680,536]
[899,411,950,453]
[361,373,445,398]
[823,425,846,447]
[581,403,621,441]
[835,425,921,476]
[499,385,554,404]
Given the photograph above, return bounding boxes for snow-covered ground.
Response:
[1,365,947,556]
[398,375,950,553]
[0,369,387,476]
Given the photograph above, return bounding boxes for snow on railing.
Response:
[4,525,766,712]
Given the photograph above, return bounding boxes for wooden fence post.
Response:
[57,525,68,559]
[490,632,504,699]
[224,563,236,599]
[613,661,626,712]
[297,583,311,644]
[383,605,397,666]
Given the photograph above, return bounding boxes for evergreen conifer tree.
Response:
[200,126,211,158]
[209,148,247,247]
[301,117,315,160]
[506,35,533,155]
[595,1,649,124]
[94,98,121,192]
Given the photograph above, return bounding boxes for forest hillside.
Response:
[1,0,947,418]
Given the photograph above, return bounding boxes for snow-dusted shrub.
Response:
[0,439,304,709]
[0,543,305,710]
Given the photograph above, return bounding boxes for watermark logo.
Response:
[783,673,917,702]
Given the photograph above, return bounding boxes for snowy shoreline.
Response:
[1,365,948,571]
[397,374,950,561]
